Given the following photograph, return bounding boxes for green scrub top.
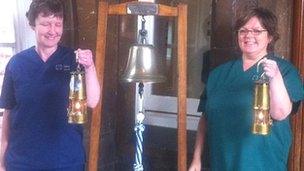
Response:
[198,54,304,171]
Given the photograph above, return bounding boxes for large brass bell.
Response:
[67,52,87,124]
[252,58,272,135]
[121,44,166,83]
[121,15,165,83]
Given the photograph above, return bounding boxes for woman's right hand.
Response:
[188,159,201,171]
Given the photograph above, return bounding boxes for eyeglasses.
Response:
[238,29,267,36]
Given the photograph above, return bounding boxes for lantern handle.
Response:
[255,56,269,82]
[74,50,82,72]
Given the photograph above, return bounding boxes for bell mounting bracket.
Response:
[127,2,159,15]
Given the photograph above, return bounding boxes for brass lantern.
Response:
[67,52,87,124]
[252,58,272,135]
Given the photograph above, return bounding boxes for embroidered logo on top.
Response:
[55,64,71,71]
[55,64,63,70]
[63,65,70,71]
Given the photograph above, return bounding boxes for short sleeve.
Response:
[281,64,304,103]
[278,59,304,114]
[0,63,16,109]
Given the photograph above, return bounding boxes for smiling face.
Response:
[32,13,63,49]
[238,16,272,60]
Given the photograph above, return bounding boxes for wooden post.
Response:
[289,0,304,170]
[177,4,187,171]
[88,2,108,171]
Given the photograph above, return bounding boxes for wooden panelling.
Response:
[289,0,304,170]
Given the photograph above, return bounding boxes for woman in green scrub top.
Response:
[189,7,304,171]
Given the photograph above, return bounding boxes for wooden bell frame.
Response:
[88,1,188,171]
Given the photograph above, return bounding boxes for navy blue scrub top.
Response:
[0,46,85,169]
[198,53,304,171]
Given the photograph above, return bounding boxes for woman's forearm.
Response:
[85,65,100,108]
[269,72,292,120]
[192,116,206,161]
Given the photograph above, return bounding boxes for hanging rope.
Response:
[134,82,145,171]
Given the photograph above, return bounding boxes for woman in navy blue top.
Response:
[0,0,100,170]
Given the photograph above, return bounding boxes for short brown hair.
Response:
[26,0,64,26]
[234,7,279,51]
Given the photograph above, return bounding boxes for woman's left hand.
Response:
[261,58,280,80]
[75,48,94,69]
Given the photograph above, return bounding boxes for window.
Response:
[0,0,16,113]
[0,0,35,113]
[141,0,212,130]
